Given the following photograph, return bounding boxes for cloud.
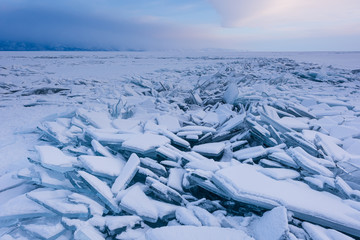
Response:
[208,0,360,35]
[0,0,226,50]
[207,0,279,27]
[0,0,359,51]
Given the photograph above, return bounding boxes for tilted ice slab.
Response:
[68,192,106,216]
[119,185,159,223]
[175,207,201,226]
[122,133,170,155]
[277,117,309,131]
[77,108,113,129]
[248,206,289,240]
[156,115,181,132]
[192,142,226,158]
[0,194,56,224]
[78,155,125,179]
[104,215,142,233]
[212,164,360,237]
[0,171,25,193]
[257,167,300,180]
[302,222,355,240]
[233,146,267,161]
[26,189,89,219]
[21,217,66,240]
[188,205,221,227]
[91,139,115,158]
[112,118,142,134]
[111,153,140,194]
[35,145,78,173]
[78,171,120,214]
[145,226,254,240]
[287,147,334,177]
[86,127,135,145]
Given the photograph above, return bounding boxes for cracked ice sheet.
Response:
[26,189,90,219]
[21,218,66,240]
[212,163,360,237]
[0,194,56,224]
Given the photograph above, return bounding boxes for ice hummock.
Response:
[2,52,360,239]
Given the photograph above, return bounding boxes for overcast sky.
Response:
[1,0,359,51]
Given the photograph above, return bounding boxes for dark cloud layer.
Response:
[1,0,359,51]
[0,4,214,50]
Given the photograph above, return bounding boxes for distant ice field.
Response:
[0,50,359,175]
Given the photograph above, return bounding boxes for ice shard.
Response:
[302,222,354,240]
[104,215,142,234]
[248,206,289,240]
[90,139,114,158]
[111,153,140,194]
[287,147,334,177]
[145,177,185,205]
[78,155,125,179]
[0,194,56,224]
[21,217,66,240]
[26,189,90,219]
[156,115,181,133]
[192,142,226,158]
[122,133,170,155]
[212,164,360,237]
[188,206,220,227]
[175,207,201,226]
[233,146,267,162]
[35,145,78,173]
[0,171,25,193]
[77,171,120,213]
[119,185,158,223]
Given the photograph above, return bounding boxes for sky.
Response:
[0,0,359,51]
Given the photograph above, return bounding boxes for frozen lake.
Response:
[0,51,360,239]
[1,51,359,174]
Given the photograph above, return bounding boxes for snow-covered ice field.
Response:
[0,51,360,239]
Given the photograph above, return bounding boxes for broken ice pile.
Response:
[2,61,360,240]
